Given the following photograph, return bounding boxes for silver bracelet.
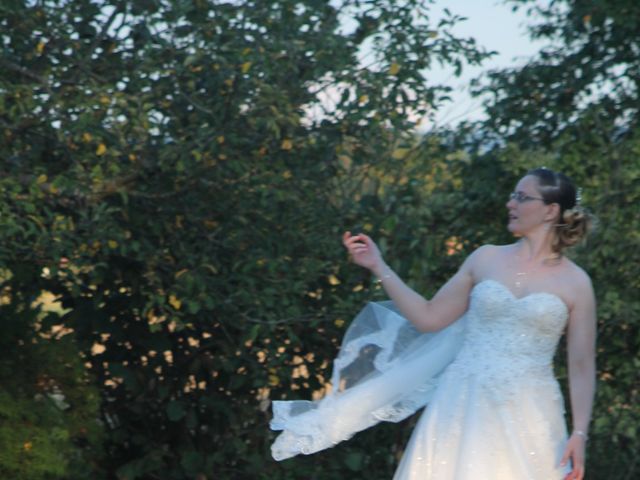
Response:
[375,271,392,284]
[573,430,588,440]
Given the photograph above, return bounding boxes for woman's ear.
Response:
[545,203,561,223]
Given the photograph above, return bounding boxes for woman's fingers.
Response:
[342,232,380,270]
[343,232,367,249]
[561,435,586,480]
[342,231,352,248]
[345,238,365,249]
[352,247,369,257]
[572,455,584,480]
[561,446,584,480]
[560,445,572,479]
[342,231,353,245]
[560,443,571,468]
[342,232,368,264]
[566,467,583,480]
[564,465,578,480]
[359,233,374,247]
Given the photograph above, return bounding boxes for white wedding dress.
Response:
[271,279,572,479]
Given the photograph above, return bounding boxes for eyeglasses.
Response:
[509,192,545,203]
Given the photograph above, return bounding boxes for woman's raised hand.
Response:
[342,231,384,275]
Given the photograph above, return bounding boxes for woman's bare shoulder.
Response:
[462,243,513,275]
[562,257,592,286]
[564,257,592,290]
[560,257,595,308]
[467,243,513,262]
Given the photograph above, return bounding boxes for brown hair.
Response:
[527,167,593,254]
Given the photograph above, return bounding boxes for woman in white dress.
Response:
[271,168,596,480]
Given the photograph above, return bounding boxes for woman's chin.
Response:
[507,222,522,235]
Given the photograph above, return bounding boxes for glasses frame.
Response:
[509,191,545,203]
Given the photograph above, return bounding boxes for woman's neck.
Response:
[514,230,558,263]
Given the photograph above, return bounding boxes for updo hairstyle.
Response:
[527,167,593,254]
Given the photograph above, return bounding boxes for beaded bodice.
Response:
[445,279,568,400]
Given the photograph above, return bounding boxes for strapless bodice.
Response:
[444,279,568,401]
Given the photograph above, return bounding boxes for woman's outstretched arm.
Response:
[342,231,481,332]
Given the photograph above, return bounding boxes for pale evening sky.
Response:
[426,0,549,129]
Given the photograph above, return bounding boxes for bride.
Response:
[270,168,596,480]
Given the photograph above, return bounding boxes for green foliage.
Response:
[0,291,104,479]
[476,0,640,146]
[0,0,491,478]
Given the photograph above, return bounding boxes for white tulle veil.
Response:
[270,301,468,461]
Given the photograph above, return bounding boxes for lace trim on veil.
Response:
[270,301,467,461]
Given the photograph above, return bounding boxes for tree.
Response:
[0,1,491,478]
[475,0,640,147]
